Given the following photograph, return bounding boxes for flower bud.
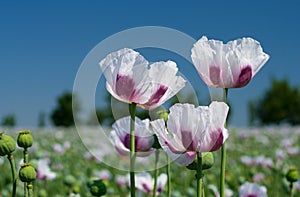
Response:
[202,152,214,170]
[0,132,16,156]
[157,110,169,122]
[88,179,107,196]
[17,130,33,148]
[286,166,299,183]
[19,163,37,182]
[186,152,214,171]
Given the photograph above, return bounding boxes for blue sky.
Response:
[1,1,300,127]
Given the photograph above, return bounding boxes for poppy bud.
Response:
[0,132,16,156]
[202,152,214,170]
[17,130,33,148]
[157,110,169,122]
[286,166,299,183]
[186,152,214,171]
[88,179,107,196]
[19,163,37,182]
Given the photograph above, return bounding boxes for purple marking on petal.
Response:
[142,183,152,193]
[146,85,168,105]
[235,66,252,88]
[209,128,224,152]
[136,136,153,151]
[181,130,197,151]
[123,134,139,150]
[116,74,122,81]
[209,66,221,85]
[116,74,136,100]
[246,195,257,197]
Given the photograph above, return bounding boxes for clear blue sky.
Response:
[1,1,300,127]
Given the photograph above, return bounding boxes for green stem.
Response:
[152,150,160,197]
[197,153,202,197]
[290,182,294,197]
[129,103,137,197]
[7,154,17,197]
[166,155,171,197]
[220,143,226,197]
[24,148,29,197]
[27,183,33,197]
[220,88,228,197]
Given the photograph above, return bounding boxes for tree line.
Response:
[2,78,300,127]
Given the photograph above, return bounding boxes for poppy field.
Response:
[1,126,300,197]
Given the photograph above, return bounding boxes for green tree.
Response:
[1,114,16,127]
[249,78,300,125]
[50,92,79,127]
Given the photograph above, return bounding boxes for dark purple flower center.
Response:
[246,195,257,197]
[124,134,138,150]
[209,128,224,152]
[142,183,152,193]
[235,66,252,88]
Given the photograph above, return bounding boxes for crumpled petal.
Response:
[99,48,186,109]
[191,36,269,88]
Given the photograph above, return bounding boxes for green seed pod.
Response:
[202,152,214,170]
[88,179,107,196]
[0,132,16,156]
[286,166,299,183]
[17,130,33,148]
[19,163,37,182]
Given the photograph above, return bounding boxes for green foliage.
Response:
[1,114,16,127]
[249,78,300,125]
[1,127,300,196]
[50,92,79,127]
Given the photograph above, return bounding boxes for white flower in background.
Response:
[36,158,57,180]
[128,172,167,195]
[109,116,155,157]
[94,169,111,180]
[238,182,267,197]
[208,184,233,197]
[115,175,128,187]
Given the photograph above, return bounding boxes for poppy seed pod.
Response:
[0,132,16,156]
[202,152,214,170]
[17,130,33,148]
[19,163,37,182]
[286,166,299,183]
[88,179,107,196]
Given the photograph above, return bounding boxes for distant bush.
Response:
[50,92,79,127]
[249,78,300,125]
[1,114,16,127]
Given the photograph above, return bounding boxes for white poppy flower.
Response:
[151,102,229,166]
[191,36,269,88]
[109,116,155,157]
[99,48,186,110]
